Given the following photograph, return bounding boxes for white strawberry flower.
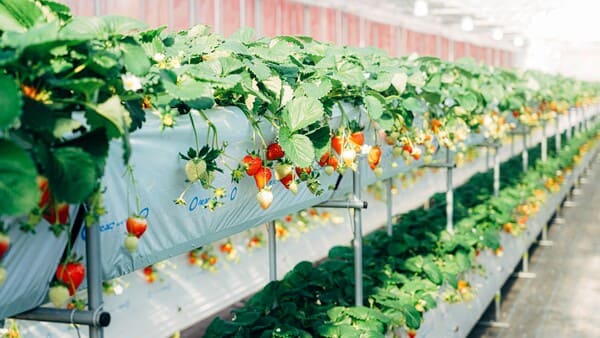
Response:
[121,73,143,92]
[360,144,372,155]
[153,53,166,62]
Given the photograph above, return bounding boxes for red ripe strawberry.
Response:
[56,261,85,296]
[319,152,331,167]
[43,202,69,225]
[402,143,413,154]
[37,176,50,209]
[126,216,148,238]
[242,155,262,176]
[143,266,153,275]
[266,143,285,161]
[280,173,294,189]
[254,167,272,190]
[295,166,311,177]
[408,330,417,338]
[331,135,344,155]
[368,146,382,170]
[220,242,233,254]
[0,233,9,260]
[327,156,339,171]
[430,119,442,133]
[348,131,365,147]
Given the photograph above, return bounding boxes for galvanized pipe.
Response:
[386,178,393,237]
[87,216,105,338]
[12,308,110,328]
[353,156,364,306]
[446,147,454,234]
[267,221,277,281]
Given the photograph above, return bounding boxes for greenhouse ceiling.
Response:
[299,0,600,47]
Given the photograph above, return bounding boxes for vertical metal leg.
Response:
[554,205,565,224]
[485,147,490,171]
[353,157,363,306]
[522,133,528,173]
[385,178,393,237]
[514,251,536,278]
[479,291,510,328]
[446,147,454,234]
[267,221,277,281]
[493,148,500,198]
[86,223,104,338]
[539,223,554,246]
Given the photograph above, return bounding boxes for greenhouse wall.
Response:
[60,0,514,67]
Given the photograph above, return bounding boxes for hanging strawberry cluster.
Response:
[48,256,86,308]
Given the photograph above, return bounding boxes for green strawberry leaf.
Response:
[47,147,97,204]
[0,139,39,216]
[283,96,324,132]
[364,95,384,120]
[0,73,22,129]
[278,127,315,168]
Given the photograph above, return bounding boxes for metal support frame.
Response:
[478,291,510,328]
[566,109,573,140]
[352,156,364,306]
[12,206,108,337]
[493,147,500,198]
[513,251,536,279]
[385,178,393,237]
[445,147,454,234]
[267,221,277,281]
[422,147,455,233]
[522,132,528,173]
[541,122,548,162]
[316,199,367,209]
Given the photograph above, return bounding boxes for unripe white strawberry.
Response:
[374,167,383,178]
[392,146,403,158]
[49,285,70,307]
[124,235,139,253]
[288,181,299,195]
[274,163,293,180]
[341,149,356,166]
[324,166,335,176]
[256,189,273,210]
[185,158,207,182]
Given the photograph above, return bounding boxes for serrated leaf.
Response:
[455,250,471,272]
[408,71,426,87]
[86,96,131,139]
[49,78,104,100]
[52,118,82,138]
[364,95,384,120]
[403,256,424,272]
[47,147,97,204]
[366,72,392,92]
[278,128,315,168]
[422,260,443,285]
[161,73,215,110]
[0,139,39,216]
[308,126,331,149]
[402,97,426,115]
[283,97,324,132]
[0,74,22,129]
[456,91,478,112]
[332,61,364,87]
[296,80,332,99]
[0,0,44,32]
[121,39,151,76]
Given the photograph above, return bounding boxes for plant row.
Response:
[0,0,598,294]
[203,125,600,337]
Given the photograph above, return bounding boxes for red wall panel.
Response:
[222,0,241,36]
[346,13,360,47]
[440,37,449,60]
[195,0,215,28]
[454,41,465,59]
[67,0,96,16]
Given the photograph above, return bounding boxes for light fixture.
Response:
[492,28,503,41]
[513,36,525,47]
[461,16,474,32]
[413,0,428,17]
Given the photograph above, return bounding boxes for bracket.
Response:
[478,291,510,328]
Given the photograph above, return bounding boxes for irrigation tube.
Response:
[353,156,364,307]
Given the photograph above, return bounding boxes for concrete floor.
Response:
[469,156,600,338]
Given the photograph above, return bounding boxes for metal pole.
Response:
[514,250,536,278]
[493,147,500,197]
[446,147,454,234]
[485,147,490,171]
[267,221,277,281]
[12,308,110,327]
[555,117,561,153]
[86,222,104,338]
[353,156,364,306]
[386,178,393,236]
[522,132,528,173]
